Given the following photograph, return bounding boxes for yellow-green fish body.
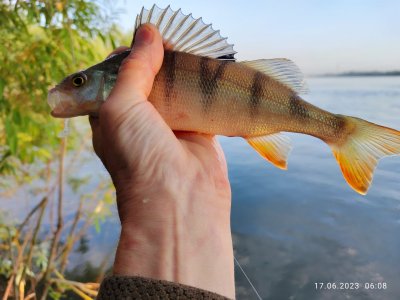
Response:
[152,51,342,141]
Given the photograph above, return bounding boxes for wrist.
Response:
[112,170,234,298]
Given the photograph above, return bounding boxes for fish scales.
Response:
[47,4,400,194]
[151,50,344,142]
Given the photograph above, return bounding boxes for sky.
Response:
[113,0,400,75]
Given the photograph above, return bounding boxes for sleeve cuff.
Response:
[97,275,231,299]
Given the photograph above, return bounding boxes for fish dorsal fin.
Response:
[241,59,308,94]
[133,4,236,60]
[246,133,292,170]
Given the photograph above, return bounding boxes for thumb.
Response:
[100,24,164,118]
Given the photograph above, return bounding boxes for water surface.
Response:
[228,76,400,299]
[4,76,400,300]
[88,76,400,300]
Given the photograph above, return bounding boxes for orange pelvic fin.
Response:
[246,133,292,170]
[331,116,400,195]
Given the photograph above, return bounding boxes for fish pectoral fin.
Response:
[330,116,400,195]
[246,133,292,170]
[241,59,308,94]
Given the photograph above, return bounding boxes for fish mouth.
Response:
[47,88,73,117]
[47,88,85,118]
[47,88,101,118]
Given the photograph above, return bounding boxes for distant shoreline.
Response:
[319,71,400,77]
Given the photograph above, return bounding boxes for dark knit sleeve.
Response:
[97,275,231,300]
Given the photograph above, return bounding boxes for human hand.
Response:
[89,24,234,298]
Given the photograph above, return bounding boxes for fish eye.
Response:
[72,74,86,87]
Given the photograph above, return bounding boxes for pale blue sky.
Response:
[114,0,400,75]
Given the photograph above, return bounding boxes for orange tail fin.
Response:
[330,116,400,195]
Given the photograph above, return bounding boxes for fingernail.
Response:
[134,25,154,46]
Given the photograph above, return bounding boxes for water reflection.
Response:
[230,76,400,299]
[3,76,399,300]
[81,76,400,299]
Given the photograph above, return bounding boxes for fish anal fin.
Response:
[330,115,400,195]
[246,133,292,170]
[241,59,308,94]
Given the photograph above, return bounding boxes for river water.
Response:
[4,76,400,299]
[86,76,399,299]
[86,76,400,300]
[227,76,400,299]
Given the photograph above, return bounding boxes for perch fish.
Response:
[47,4,400,195]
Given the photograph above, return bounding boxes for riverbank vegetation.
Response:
[0,1,128,298]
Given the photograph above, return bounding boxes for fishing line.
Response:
[234,255,262,300]
[58,119,70,138]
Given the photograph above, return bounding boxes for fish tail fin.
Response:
[330,115,400,195]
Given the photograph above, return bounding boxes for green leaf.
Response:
[5,118,17,154]
[110,35,116,49]
[13,109,21,124]
[0,78,5,98]
[0,0,120,173]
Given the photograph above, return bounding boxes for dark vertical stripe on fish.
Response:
[333,114,347,137]
[164,51,176,104]
[289,94,309,119]
[199,57,228,112]
[249,71,264,116]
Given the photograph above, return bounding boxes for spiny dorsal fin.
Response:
[246,133,292,170]
[133,4,236,60]
[241,59,308,94]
